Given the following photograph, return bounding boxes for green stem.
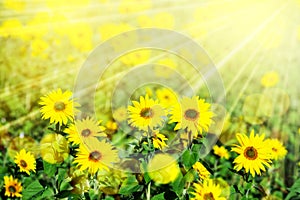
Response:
[146,181,151,200]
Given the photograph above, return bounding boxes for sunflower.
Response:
[152,132,168,150]
[14,149,36,175]
[128,95,165,131]
[3,175,22,198]
[231,130,272,177]
[113,106,128,122]
[39,88,79,125]
[73,138,119,174]
[261,71,279,87]
[265,138,287,160]
[169,96,213,137]
[64,117,106,145]
[213,145,230,159]
[191,179,226,200]
[156,88,178,110]
[192,161,211,180]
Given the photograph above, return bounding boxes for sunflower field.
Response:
[1,0,300,199]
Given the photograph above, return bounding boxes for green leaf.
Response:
[151,192,165,200]
[54,190,72,198]
[57,168,68,185]
[182,149,198,170]
[119,175,143,195]
[43,160,57,177]
[171,171,184,196]
[41,187,54,199]
[286,179,300,200]
[22,180,44,200]
[0,166,8,179]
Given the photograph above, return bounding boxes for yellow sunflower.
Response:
[14,149,36,175]
[3,175,22,198]
[64,117,106,145]
[260,71,279,88]
[265,138,287,160]
[231,130,272,177]
[152,132,168,150]
[113,106,128,122]
[192,161,211,180]
[39,88,79,125]
[156,88,178,110]
[73,138,119,174]
[213,145,230,159]
[128,95,165,131]
[169,96,213,137]
[191,179,226,200]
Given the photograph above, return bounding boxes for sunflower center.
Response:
[89,151,102,162]
[203,192,215,200]
[244,146,258,160]
[54,101,66,111]
[20,160,27,168]
[81,129,91,137]
[164,95,169,100]
[272,147,278,152]
[140,108,153,119]
[9,185,16,193]
[184,109,199,121]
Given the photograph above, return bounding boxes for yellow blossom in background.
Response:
[64,117,106,145]
[261,71,279,87]
[74,138,119,174]
[113,106,128,122]
[231,130,272,177]
[169,96,214,137]
[99,22,134,41]
[128,95,166,131]
[193,161,211,180]
[156,88,178,110]
[14,149,36,175]
[97,168,127,195]
[40,133,69,164]
[106,120,118,133]
[39,88,79,125]
[137,12,174,29]
[3,176,22,198]
[67,23,93,52]
[148,154,180,184]
[118,0,152,14]
[213,145,230,159]
[191,179,226,200]
[265,139,287,160]
[154,57,177,78]
[46,0,90,9]
[0,19,23,38]
[31,39,49,58]
[152,132,168,149]
[153,12,175,29]
[3,0,25,12]
[24,12,52,40]
[120,50,151,67]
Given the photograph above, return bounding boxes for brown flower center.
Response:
[9,185,16,193]
[184,109,199,121]
[89,151,102,162]
[272,147,278,152]
[140,107,153,119]
[203,192,215,200]
[81,129,91,137]
[164,95,169,100]
[20,160,27,168]
[54,101,66,111]
[244,146,258,160]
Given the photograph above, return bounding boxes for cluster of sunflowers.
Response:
[0,86,291,199]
